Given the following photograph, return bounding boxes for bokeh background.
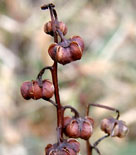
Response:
[0,0,136,154]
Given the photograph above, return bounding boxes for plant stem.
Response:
[51,62,63,143]
[87,103,120,120]
[48,4,63,143]
[87,140,92,155]
[87,140,103,155]
[36,66,52,87]
[42,99,57,107]
[63,105,79,118]
[41,3,64,143]
[57,29,66,41]
[93,134,109,148]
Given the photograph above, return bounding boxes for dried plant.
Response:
[20,3,128,155]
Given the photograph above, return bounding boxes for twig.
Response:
[42,99,57,107]
[36,66,53,87]
[93,134,109,148]
[63,105,80,118]
[87,103,120,120]
[93,146,102,155]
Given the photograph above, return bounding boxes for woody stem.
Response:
[87,140,93,155]
[49,5,63,143]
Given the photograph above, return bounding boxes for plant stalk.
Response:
[51,62,63,143]
[49,4,63,143]
[87,140,92,155]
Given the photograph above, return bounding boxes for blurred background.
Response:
[0,0,136,154]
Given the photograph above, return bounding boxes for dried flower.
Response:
[101,117,128,138]
[44,21,67,36]
[20,80,54,100]
[63,116,94,140]
[48,36,84,65]
[45,139,80,155]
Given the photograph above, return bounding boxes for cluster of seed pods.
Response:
[48,36,84,65]
[20,3,129,155]
[101,117,128,138]
[21,80,54,100]
[63,116,94,140]
[45,139,80,155]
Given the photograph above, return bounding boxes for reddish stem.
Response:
[51,62,63,143]
[48,4,63,143]
[63,105,79,118]
[87,103,120,120]
[41,3,64,143]
[36,66,52,87]
[87,140,92,155]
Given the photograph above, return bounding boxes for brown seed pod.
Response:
[45,139,80,155]
[67,138,80,153]
[65,119,80,138]
[20,80,54,100]
[100,117,128,138]
[70,36,84,51]
[63,117,73,127]
[48,42,73,65]
[80,117,94,139]
[44,21,67,36]
[42,80,54,99]
[69,41,82,60]
[63,116,94,140]
[48,36,84,65]
[29,80,42,100]
[20,81,32,100]
[58,21,68,35]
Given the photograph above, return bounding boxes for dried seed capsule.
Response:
[45,139,80,155]
[29,81,42,100]
[69,41,82,60]
[20,80,54,100]
[67,138,80,153]
[100,117,128,138]
[65,119,80,138]
[58,21,68,35]
[44,21,67,36]
[117,122,128,138]
[52,44,73,65]
[48,42,73,65]
[42,80,54,99]
[20,81,32,100]
[70,36,84,51]
[63,116,94,140]
[80,117,94,139]
[63,117,73,127]
[48,36,84,65]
